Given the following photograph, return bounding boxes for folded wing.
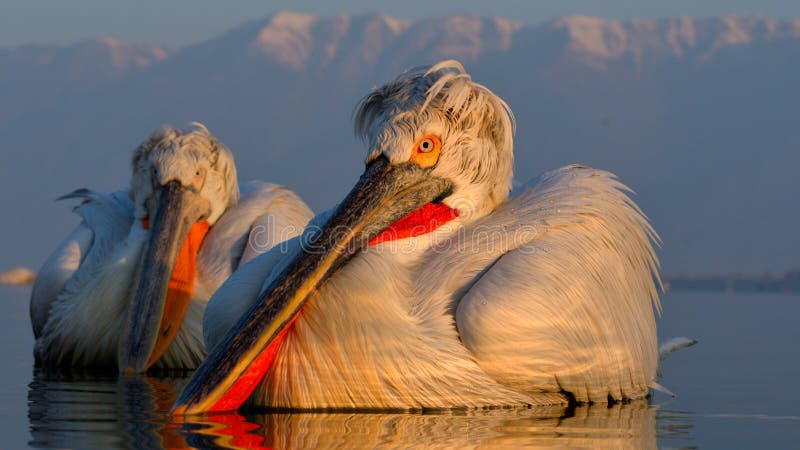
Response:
[428,165,661,402]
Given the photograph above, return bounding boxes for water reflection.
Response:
[28,369,679,449]
[234,403,659,449]
[28,369,190,449]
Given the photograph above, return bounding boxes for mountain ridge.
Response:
[3,12,796,85]
[0,11,797,275]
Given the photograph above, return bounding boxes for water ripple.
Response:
[26,369,675,449]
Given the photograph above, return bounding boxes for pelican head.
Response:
[173,61,514,413]
[354,60,514,218]
[119,123,238,374]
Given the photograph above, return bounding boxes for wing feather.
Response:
[422,165,660,402]
[200,182,312,351]
[30,189,134,339]
[195,181,312,298]
[33,189,144,366]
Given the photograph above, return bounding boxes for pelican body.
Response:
[30,124,313,372]
[174,62,661,414]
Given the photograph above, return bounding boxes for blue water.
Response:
[1,286,798,449]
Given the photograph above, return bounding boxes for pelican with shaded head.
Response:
[173,62,661,414]
[31,123,313,372]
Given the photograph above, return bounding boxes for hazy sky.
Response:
[2,0,800,48]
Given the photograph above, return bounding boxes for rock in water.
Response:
[0,267,36,285]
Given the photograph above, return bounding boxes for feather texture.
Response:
[32,182,311,369]
[451,166,661,402]
[658,337,698,361]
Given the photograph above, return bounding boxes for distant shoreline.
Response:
[665,274,800,294]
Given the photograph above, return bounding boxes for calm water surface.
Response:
[1,285,797,449]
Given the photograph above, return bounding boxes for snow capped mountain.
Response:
[4,12,796,82]
[533,14,800,68]
[1,12,798,275]
[1,11,781,84]
[0,37,168,122]
[0,36,168,82]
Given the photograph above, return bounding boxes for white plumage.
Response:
[195,61,661,410]
[30,124,313,369]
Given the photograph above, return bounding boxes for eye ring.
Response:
[410,134,442,168]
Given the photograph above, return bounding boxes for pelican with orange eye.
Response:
[410,135,442,168]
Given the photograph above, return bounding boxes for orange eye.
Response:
[410,135,441,168]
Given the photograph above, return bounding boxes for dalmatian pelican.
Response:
[30,123,313,373]
[172,61,662,414]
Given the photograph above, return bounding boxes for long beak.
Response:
[172,155,452,414]
[119,180,208,375]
